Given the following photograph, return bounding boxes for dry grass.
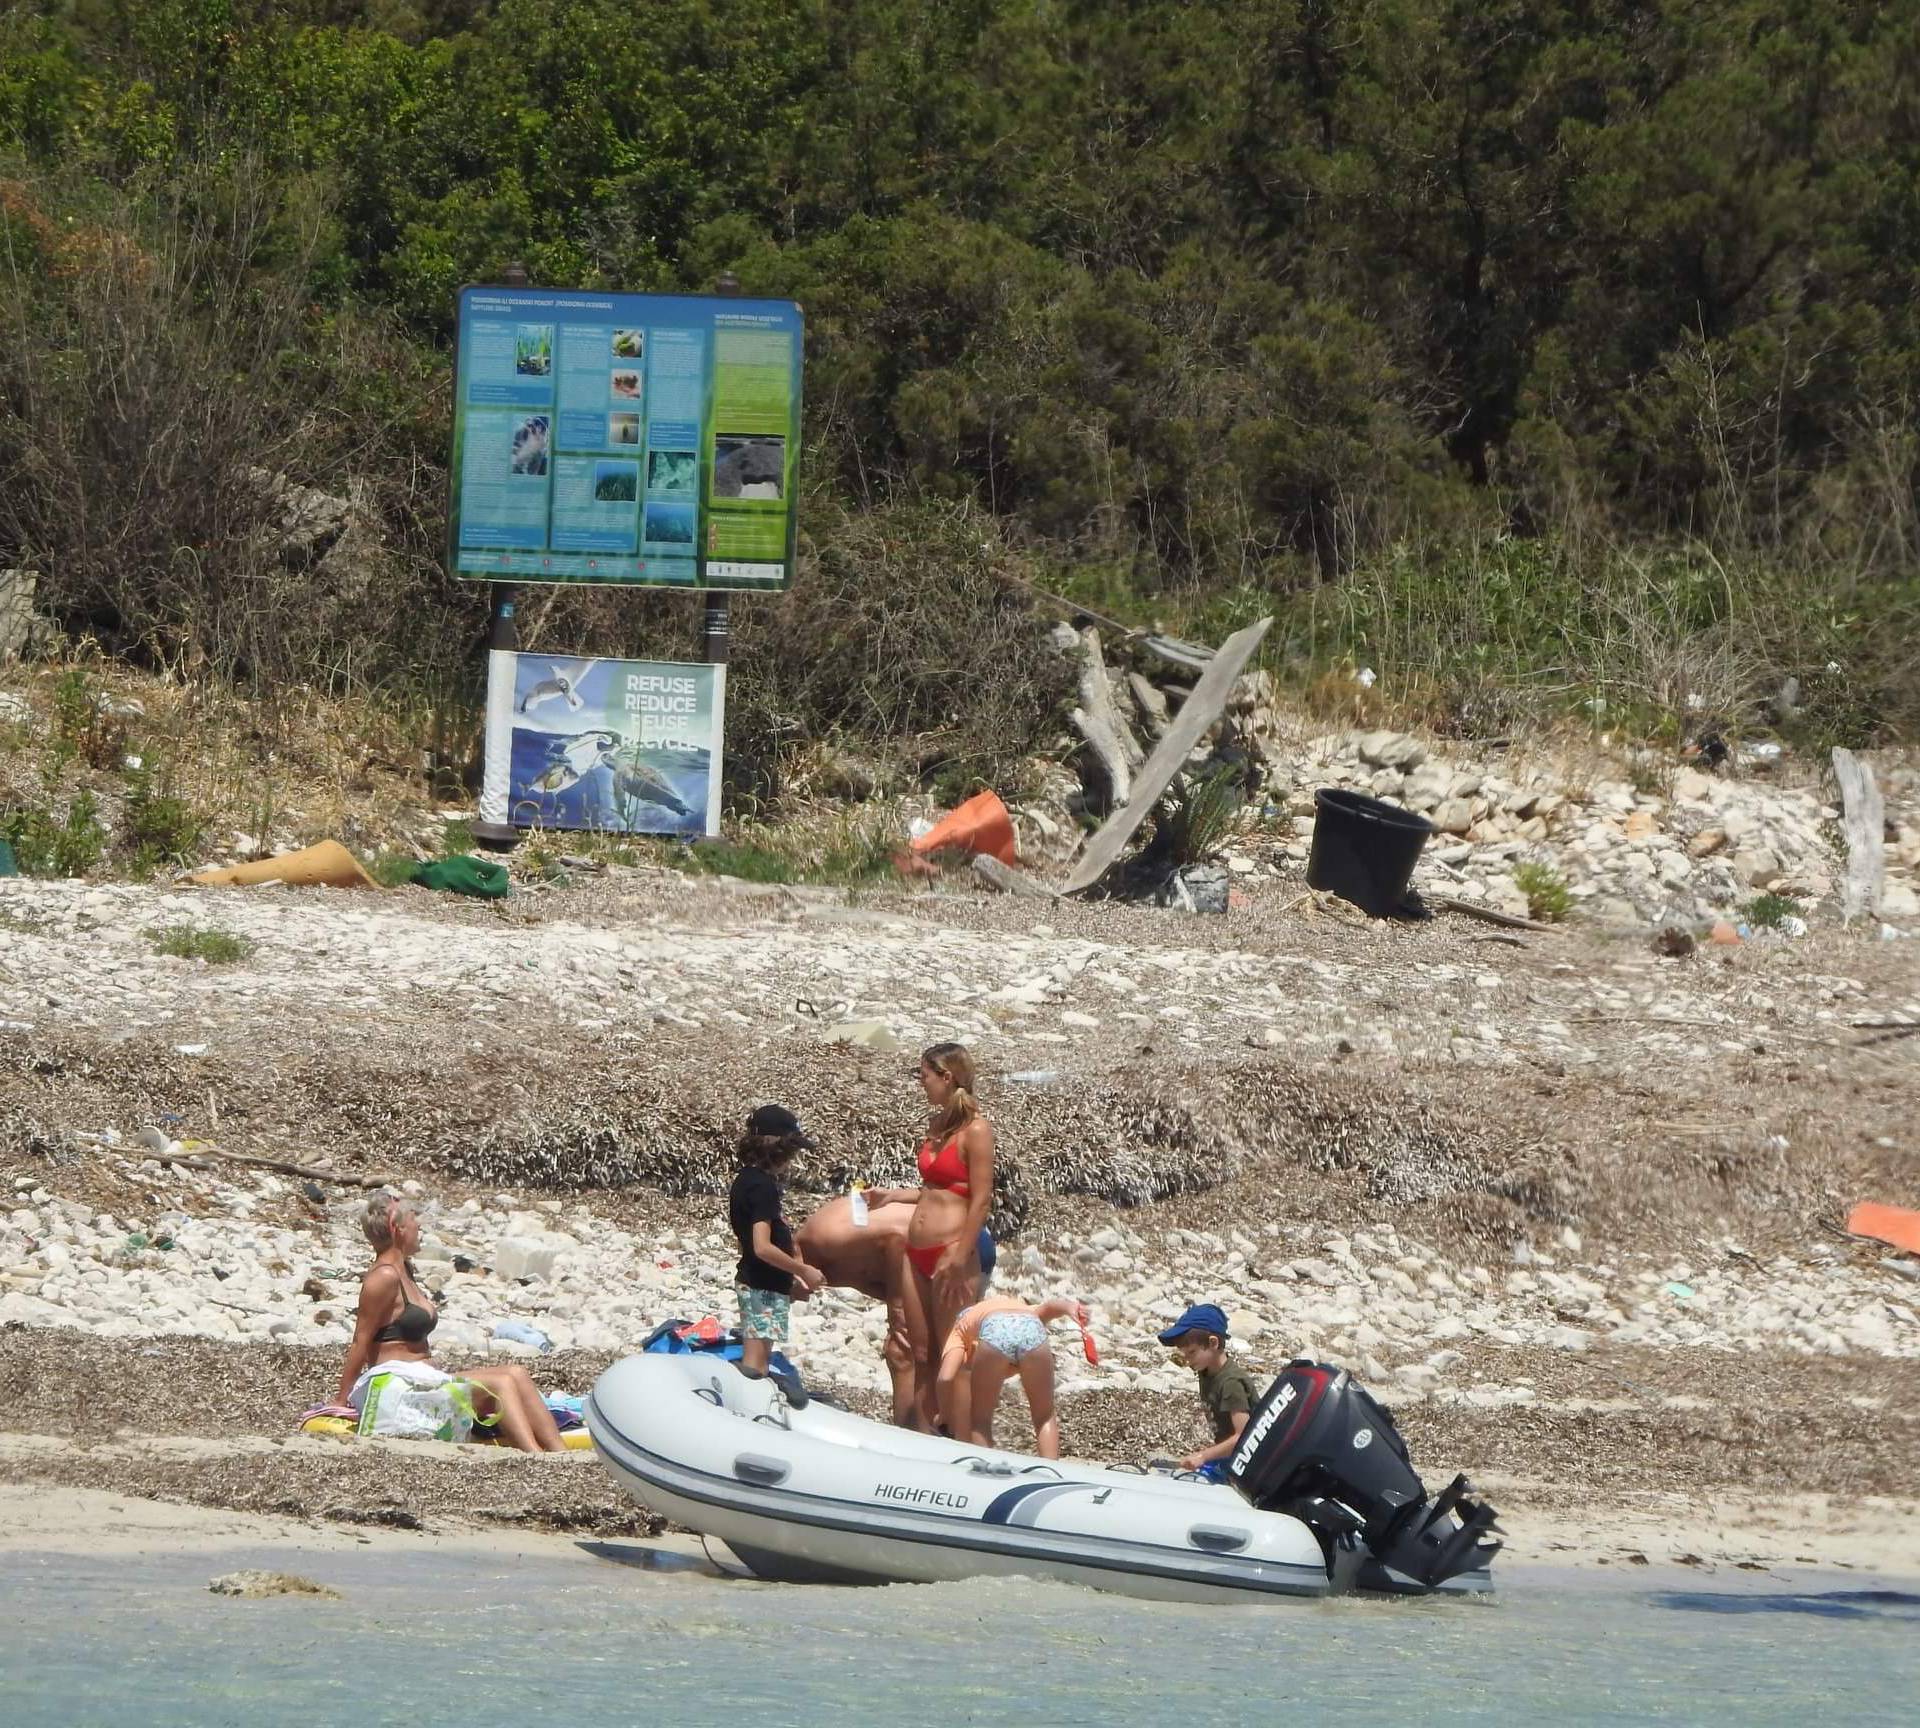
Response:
[0,655,459,876]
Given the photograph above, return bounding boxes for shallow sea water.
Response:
[5,1542,1916,1727]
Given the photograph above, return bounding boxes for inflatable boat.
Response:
[585,1354,1499,1603]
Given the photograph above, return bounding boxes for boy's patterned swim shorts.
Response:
[736,1284,792,1342]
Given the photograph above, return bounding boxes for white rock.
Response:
[1880,880,1920,919]
[493,1238,559,1282]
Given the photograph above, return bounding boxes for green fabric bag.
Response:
[409,854,510,898]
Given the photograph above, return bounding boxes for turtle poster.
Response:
[480,652,723,838]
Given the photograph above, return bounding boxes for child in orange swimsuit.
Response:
[937,1292,1089,1457]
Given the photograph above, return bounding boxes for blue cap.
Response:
[1157,1303,1229,1345]
[977,1227,997,1281]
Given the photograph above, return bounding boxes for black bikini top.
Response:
[374,1265,437,1345]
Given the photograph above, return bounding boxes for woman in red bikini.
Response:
[866,1042,995,1426]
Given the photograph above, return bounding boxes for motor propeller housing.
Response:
[1226,1360,1502,1592]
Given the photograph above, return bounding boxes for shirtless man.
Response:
[795,1195,996,1428]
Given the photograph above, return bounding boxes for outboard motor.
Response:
[1227,1360,1501,1593]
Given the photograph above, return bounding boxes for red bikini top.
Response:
[917,1133,972,1198]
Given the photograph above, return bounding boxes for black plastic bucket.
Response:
[1306,787,1435,919]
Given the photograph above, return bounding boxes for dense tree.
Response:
[2,0,1915,735]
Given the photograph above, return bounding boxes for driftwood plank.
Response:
[1070,626,1145,806]
[970,855,1062,900]
[1832,747,1886,924]
[1430,894,1558,934]
[1064,616,1273,895]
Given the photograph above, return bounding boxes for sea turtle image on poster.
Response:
[712,434,785,500]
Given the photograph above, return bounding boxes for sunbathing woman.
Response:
[335,1195,568,1453]
[865,1042,995,1423]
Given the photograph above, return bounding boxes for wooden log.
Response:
[173,1142,393,1189]
[1070,626,1144,806]
[1832,747,1886,925]
[1127,671,1171,736]
[1064,617,1273,896]
[970,855,1062,899]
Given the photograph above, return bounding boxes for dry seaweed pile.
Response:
[1,1009,1877,1255]
[2,1016,1561,1238]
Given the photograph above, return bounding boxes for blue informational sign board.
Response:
[449,287,802,590]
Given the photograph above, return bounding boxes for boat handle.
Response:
[1188,1525,1251,1554]
[733,1453,790,1487]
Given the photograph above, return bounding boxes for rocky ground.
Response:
[2,850,1916,1569]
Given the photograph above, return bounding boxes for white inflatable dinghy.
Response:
[586,1354,1498,1602]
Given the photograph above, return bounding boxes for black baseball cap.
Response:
[746,1104,816,1148]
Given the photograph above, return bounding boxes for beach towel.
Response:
[641,1316,798,1380]
[299,1413,595,1450]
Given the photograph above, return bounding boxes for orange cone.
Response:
[189,840,379,890]
[911,791,1018,867]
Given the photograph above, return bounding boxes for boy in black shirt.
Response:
[729,1104,825,1373]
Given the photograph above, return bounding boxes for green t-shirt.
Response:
[1198,1362,1262,1442]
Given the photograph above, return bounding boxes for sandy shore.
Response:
[5,1468,1915,1588]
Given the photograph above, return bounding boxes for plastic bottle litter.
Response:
[491,1319,554,1352]
[1004,1070,1061,1086]
[849,1186,870,1227]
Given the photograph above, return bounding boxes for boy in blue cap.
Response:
[1158,1303,1263,1480]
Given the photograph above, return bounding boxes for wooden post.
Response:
[471,261,532,850]
[701,271,742,667]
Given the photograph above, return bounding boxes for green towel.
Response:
[409,854,510,898]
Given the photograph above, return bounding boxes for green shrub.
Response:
[1744,892,1799,930]
[51,669,91,743]
[122,760,207,878]
[685,818,895,887]
[1152,768,1244,871]
[686,839,796,883]
[368,851,422,888]
[1513,861,1573,923]
[1,792,106,877]
[146,924,255,964]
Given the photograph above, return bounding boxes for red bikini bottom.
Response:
[905,1239,956,1278]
